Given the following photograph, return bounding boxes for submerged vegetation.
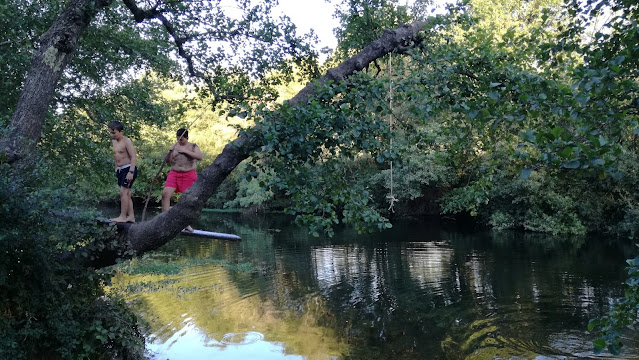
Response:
[1,0,639,357]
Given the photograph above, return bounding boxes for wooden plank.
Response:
[180,229,241,241]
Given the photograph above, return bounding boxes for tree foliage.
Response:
[0,161,145,359]
[326,0,639,236]
[211,0,639,241]
[332,0,412,60]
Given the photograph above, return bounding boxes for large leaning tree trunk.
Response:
[0,0,431,268]
[0,0,115,164]
[90,20,431,268]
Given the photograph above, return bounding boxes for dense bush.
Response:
[0,163,145,359]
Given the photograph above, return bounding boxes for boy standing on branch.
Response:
[161,128,202,232]
[108,121,138,223]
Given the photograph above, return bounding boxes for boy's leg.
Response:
[124,187,135,222]
[161,187,176,212]
[181,171,197,232]
[110,186,129,222]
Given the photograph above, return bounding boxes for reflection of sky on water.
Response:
[311,245,383,305]
[311,242,457,292]
[148,322,304,360]
[465,255,496,309]
[403,242,454,293]
[311,241,462,307]
[311,246,380,284]
[311,246,350,289]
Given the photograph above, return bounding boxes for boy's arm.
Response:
[112,141,117,171]
[125,138,137,171]
[192,144,203,160]
[165,144,177,163]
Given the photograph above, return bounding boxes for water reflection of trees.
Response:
[268,222,633,358]
[114,214,636,359]
[443,230,635,357]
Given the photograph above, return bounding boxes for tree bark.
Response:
[89,20,431,268]
[0,0,114,164]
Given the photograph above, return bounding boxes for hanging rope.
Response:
[386,53,398,213]
[141,103,211,221]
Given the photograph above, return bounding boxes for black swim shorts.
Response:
[116,166,138,188]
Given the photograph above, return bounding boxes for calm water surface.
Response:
[110,212,639,359]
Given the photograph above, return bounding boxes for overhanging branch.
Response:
[121,0,201,79]
[82,18,434,268]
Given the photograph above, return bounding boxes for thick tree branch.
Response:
[0,0,115,164]
[289,22,428,106]
[0,0,432,268]
[121,0,201,79]
[85,19,433,268]
[120,0,249,106]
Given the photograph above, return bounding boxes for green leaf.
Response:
[598,135,608,146]
[593,339,606,352]
[610,55,625,65]
[551,127,563,139]
[560,147,574,158]
[610,65,622,73]
[561,160,580,169]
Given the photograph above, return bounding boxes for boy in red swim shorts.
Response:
[161,128,203,232]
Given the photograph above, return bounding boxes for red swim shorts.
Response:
[165,170,198,193]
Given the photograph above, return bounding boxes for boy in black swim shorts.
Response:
[108,121,138,223]
[116,164,138,188]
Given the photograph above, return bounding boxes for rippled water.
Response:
[109,213,639,359]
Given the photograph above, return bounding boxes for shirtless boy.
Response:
[161,128,202,232]
[108,121,138,223]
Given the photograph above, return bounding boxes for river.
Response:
[109,212,639,359]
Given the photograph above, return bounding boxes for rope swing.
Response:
[386,52,398,213]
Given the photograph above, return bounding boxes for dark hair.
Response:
[108,121,124,132]
[176,128,188,138]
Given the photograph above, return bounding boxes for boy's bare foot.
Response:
[125,217,135,223]
[184,225,195,232]
[110,217,127,223]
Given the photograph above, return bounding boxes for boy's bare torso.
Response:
[171,143,198,172]
[112,138,133,168]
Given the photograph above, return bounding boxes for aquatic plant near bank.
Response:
[589,247,639,355]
